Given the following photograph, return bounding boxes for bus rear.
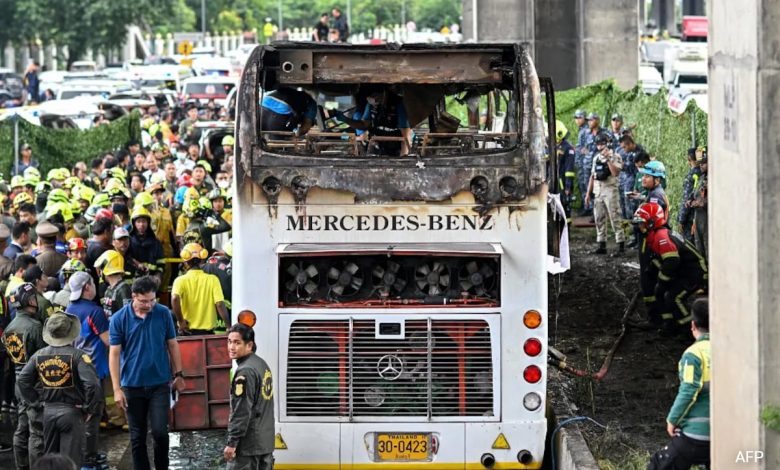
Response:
[234,43,550,469]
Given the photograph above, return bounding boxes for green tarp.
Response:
[0,112,141,176]
[553,80,708,224]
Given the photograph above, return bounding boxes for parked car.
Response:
[181,76,236,106]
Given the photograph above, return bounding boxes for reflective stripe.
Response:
[660,252,679,259]
[658,272,671,281]
[662,313,674,320]
[686,417,710,423]
[675,289,691,317]
[643,295,657,303]
[564,171,576,177]
[677,315,692,325]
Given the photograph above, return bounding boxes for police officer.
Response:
[578,112,607,216]
[34,221,67,288]
[17,312,101,469]
[224,321,275,470]
[2,283,45,470]
[585,132,625,254]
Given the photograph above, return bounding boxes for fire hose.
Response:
[548,290,640,382]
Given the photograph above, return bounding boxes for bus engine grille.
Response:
[285,319,494,418]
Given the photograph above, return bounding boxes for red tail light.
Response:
[523,365,542,384]
[524,338,542,357]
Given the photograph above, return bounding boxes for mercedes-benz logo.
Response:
[376,354,404,381]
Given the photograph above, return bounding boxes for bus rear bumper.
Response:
[273,419,546,469]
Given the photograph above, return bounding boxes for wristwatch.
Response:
[174,371,184,379]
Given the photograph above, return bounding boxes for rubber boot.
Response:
[593,242,607,255]
[610,242,625,258]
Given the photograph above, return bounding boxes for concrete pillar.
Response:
[462,0,535,44]
[578,0,638,89]
[534,0,579,90]
[683,0,705,16]
[43,45,54,72]
[709,0,780,467]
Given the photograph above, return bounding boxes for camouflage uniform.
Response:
[574,123,589,210]
[591,149,625,244]
[677,166,701,242]
[579,126,608,212]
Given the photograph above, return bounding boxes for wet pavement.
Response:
[0,412,226,469]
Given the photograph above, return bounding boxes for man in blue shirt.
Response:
[260,87,318,137]
[333,89,412,156]
[66,271,110,470]
[109,276,185,470]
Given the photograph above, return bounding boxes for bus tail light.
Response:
[237,310,257,327]
[523,310,541,329]
[523,365,542,384]
[523,392,541,411]
[523,338,542,357]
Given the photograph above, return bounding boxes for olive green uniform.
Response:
[226,353,275,470]
[2,312,45,470]
[17,345,101,468]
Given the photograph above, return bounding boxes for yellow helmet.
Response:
[131,206,152,222]
[24,174,40,187]
[73,185,96,204]
[95,250,125,277]
[91,192,111,208]
[134,191,155,208]
[46,202,74,223]
[63,176,81,190]
[180,243,208,261]
[555,119,569,144]
[23,167,40,180]
[12,192,32,210]
[183,197,200,218]
[10,176,24,188]
[183,187,199,203]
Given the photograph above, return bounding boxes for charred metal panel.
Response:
[236,43,547,208]
[278,49,505,85]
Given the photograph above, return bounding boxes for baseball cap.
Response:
[611,113,623,121]
[69,271,93,302]
[113,227,130,240]
[573,109,586,119]
[20,143,31,151]
[587,112,600,120]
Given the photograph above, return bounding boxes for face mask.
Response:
[217,180,230,189]
[176,152,187,161]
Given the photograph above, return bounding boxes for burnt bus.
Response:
[232,42,553,469]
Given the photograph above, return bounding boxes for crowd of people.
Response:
[0,108,240,469]
[555,110,711,468]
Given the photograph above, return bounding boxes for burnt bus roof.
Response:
[236,42,547,206]
[254,42,524,90]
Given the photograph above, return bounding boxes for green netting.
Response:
[552,79,708,223]
[0,112,142,176]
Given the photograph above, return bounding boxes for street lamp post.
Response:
[278,0,283,31]
[201,0,206,42]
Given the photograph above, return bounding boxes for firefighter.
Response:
[633,202,708,334]
[585,132,625,254]
[554,120,576,218]
[2,283,45,470]
[224,322,275,470]
[17,312,101,469]
[135,191,176,294]
[96,250,132,318]
[52,259,87,308]
[648,298,710,469]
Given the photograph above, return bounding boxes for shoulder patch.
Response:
[233,375,246,397]
[82,354,92,364]
[262,369,274,401]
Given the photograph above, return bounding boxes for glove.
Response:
[206,216,219,229]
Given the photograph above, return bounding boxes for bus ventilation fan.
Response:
[284,262,320,301]
[371,261,407,297]
[327,261,364,298]
[458,261,496,296]
[279,255,500,306]
[414,261,451,297]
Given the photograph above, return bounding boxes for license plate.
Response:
[375,433,431,461]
